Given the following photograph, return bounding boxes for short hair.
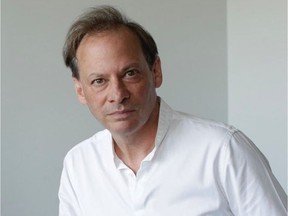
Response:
[63,6,158,79]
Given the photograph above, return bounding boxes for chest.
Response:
[73,142,231,216]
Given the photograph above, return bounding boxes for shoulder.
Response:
[159,99,238,148]
[171,110,238,140]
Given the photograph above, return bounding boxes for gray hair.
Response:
[63,6,158,79]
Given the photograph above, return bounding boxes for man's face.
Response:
[74,27,162,136]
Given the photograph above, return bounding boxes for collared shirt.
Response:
[59,99,287,216]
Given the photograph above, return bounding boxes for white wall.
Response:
[227,0,287,192]
[2,1,227,215]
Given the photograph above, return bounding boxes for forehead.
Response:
[75,27,146,75]
[77,27,142,56]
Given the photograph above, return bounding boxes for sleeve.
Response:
[58,156,82,216]
[221,130,287,216]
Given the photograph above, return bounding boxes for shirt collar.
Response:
[154,98,173,148]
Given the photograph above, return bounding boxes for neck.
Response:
[113,99,160,174]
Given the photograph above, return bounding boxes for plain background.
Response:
[1,0,287,215]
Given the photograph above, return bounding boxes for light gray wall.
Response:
[227,0,287,192]
[2,1,227,215]
[0,1,2,214]
[2,0,285,215]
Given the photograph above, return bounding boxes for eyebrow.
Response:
[87,72,104,79]
[86,62,142,79]
[120,63,141,73]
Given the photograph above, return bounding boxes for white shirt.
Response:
[59,99,287,216]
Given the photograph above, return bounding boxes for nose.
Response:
[108,78,130,104]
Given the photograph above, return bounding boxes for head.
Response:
[63,6,162,136]
[63,6,158,80]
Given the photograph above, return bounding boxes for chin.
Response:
[107,121,141,136]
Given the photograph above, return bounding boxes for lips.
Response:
[108,109,136,120]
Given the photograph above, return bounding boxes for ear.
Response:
[152,56,163,88]
[73,78,87,104]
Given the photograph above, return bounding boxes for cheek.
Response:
[142,79,157,96]
[133,84,157,108]
[86,100,106,122]
[84,90,105,110]
[133,78,154,94]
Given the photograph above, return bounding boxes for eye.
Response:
[91,78,105,85]
[125,70,137,77]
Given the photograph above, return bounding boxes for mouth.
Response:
[107,109,136,120]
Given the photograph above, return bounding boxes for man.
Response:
[59,6,287,216]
